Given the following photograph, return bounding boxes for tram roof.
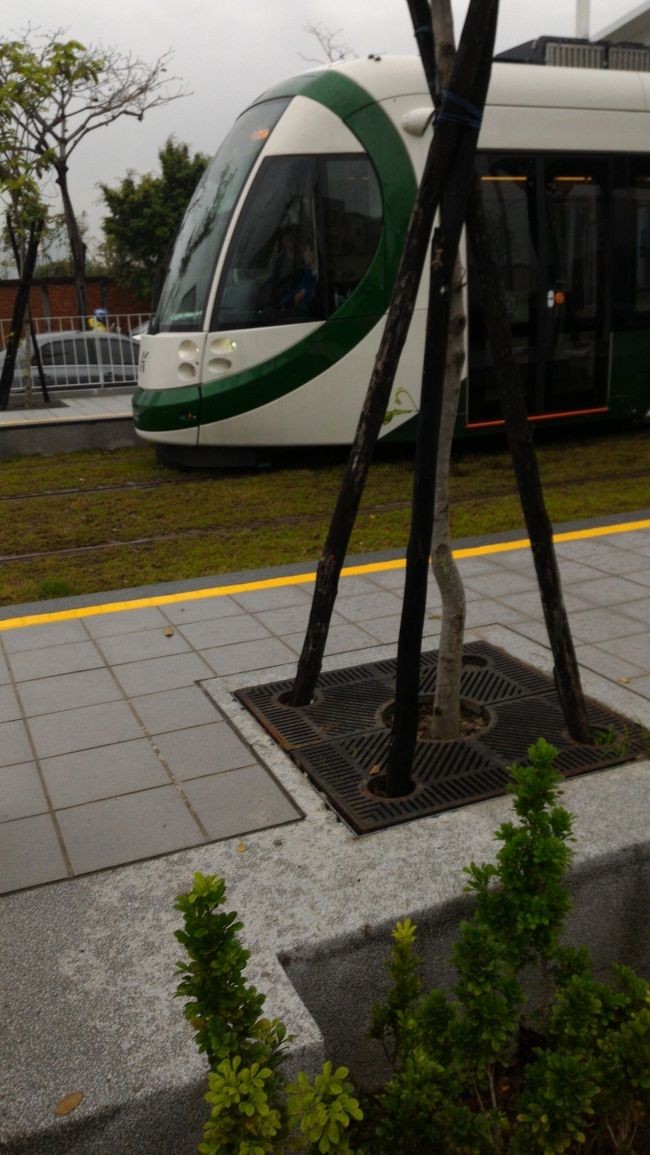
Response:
[254,53,650,118]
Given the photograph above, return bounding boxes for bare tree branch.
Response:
[299,22,356,64]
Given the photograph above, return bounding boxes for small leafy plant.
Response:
[175,739,650,1154]
[366,738,650,1154]
[175,873,363,1154]
[174,872,287,1072]
[383,385,419,426]
[593,724,631,759]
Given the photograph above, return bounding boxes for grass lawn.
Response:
[1,427,648,607]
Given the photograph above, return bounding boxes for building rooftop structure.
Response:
[596,0,650,44]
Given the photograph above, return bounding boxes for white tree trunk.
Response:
[21,326,33,408]
[429,0,467,740]
[430,257,466,738]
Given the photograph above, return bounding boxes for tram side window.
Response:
[321,157,382,311]
[214,156,324,329]
[472,158,537,329]
[624,163,650,317]
[213,153,383,330]
[611,159,650,322]
[636,198,650,313]
[468,155,538,421]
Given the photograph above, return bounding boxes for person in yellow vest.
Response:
[88,307,108,331]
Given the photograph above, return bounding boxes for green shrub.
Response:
[175,873,363,1154]
[175,739,650,1154]
[174,872,287,1072]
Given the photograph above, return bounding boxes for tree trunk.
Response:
[407,0,467,742]
[407,0,588,749]
[428,0,467,741]
[56,161,88,321]
[385,0,500,796]
[5,215,50,405]
[0,219,43,410]
[289,0,495,709]
[430,257,466,739]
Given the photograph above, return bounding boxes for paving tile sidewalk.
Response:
[0,393,134,427]
[1,512,649,896]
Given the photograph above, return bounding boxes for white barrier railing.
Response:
[0,313,151,399]
[0,312,151,346]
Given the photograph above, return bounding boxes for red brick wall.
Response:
[0,277,150,330]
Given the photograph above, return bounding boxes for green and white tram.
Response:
[133,49,650,464]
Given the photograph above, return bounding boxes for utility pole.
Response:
[576,0,591,37]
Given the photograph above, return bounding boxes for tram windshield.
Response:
[151,98,290,334]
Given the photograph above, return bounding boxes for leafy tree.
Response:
[0,62,50,408]
[99,138,208,305]
[0,28,187,319]
[0,38,51,274]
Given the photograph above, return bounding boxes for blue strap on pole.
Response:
[436,88,483,130]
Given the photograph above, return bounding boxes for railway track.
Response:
[0,474,213,502]
[1,468,646,565]
[2,466,647,507]
[1,505,397,563]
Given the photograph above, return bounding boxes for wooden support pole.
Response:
[289,0,493,709]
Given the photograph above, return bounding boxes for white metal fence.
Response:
[0,313,151,399]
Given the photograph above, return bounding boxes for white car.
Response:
[0,330,140,391]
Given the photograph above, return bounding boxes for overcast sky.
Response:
[4,1,642,247]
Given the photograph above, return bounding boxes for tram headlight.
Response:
[178,339,201,361]
[176,338,200,384]
[210,337,237,354]
[178,362,198,383]
[205,336,237,377]
[206,357,232,377]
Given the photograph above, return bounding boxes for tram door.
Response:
[467,155,609,425]
[542,160,608,414]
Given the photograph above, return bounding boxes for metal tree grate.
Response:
[235,641,648,834]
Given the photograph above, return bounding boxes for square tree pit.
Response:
[236,641,649,835]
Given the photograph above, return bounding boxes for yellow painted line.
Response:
[0,517,648,633]
[451,516,650,559]
[0,572,319,632]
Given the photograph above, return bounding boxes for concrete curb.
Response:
[0,414,139,458]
